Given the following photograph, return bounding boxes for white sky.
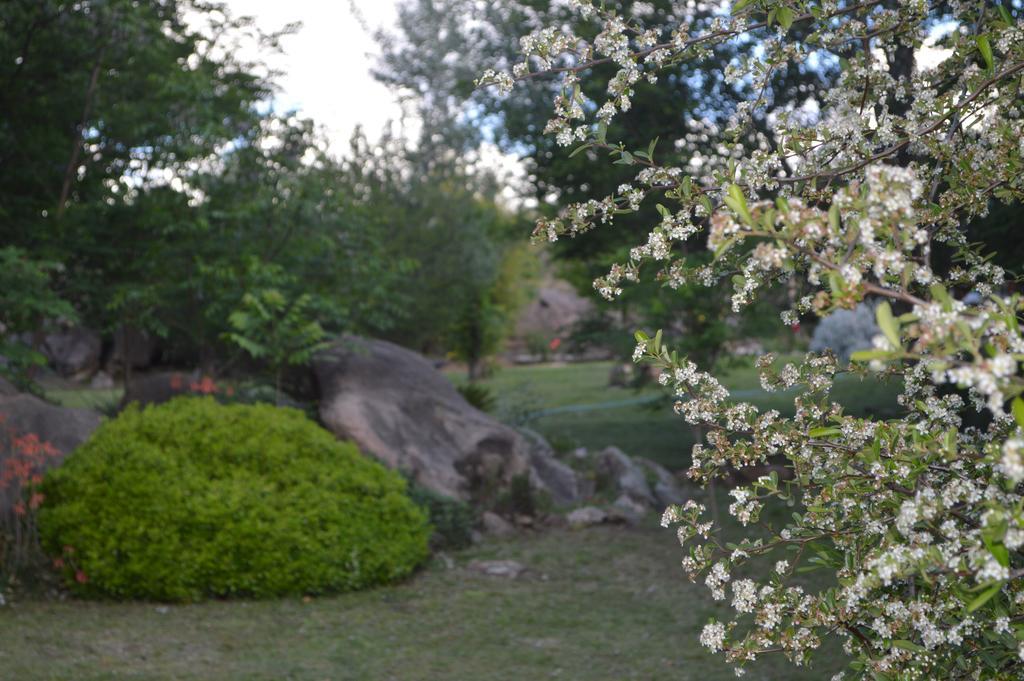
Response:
[224,0,407,151]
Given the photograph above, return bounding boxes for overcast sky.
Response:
[224,0,406,150]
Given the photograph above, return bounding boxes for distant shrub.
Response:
[407,483,477,551]
[456,382,497,413]
[38,397,429,601]
[809,302,878,364]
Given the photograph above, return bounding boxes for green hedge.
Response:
[39,397,429,601]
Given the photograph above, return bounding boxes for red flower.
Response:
[29,492,44,509]
[169,373,183,390]
[52,557,64,569]
[549,337,562,351]
[190,376,218,394]
[12,501,25,516]
[75,570,88,584]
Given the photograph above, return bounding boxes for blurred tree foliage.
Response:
[375,0,1022,365]
[0,0,529,379]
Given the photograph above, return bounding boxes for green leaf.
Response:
[775,6,795,31]
[891,640,926,653]
[1012,397,1024,430]
[809,426,841,438]
[828,203,840,232]
[968,582,1003,613]
[850,350,892,362]
[723,184,753,224]
[876,302,900,349]
[976,35,993,71]
[568,143,592,158]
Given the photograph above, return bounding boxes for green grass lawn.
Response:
[7,356,887,681]
[0,520,843,681]
[448,359,903,471]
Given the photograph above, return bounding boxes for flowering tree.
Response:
[481,1,1024,678]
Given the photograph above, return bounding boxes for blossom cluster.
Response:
[483,0,1024,677]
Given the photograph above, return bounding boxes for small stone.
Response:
[513,514,534,528]
[566,506,607,528]
[608,494,648,525]
[89,371,114,390]
[467,560,525,579]
[481,511,516,537]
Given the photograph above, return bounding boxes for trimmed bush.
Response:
[38,397,430,601]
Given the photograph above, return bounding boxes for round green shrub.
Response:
[38,397,430,601]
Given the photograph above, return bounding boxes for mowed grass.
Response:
[449,358,903,470]
[1,521,844,681]
[8,357,882,680]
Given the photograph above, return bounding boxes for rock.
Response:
[635,458,688,508]
[467,560,525,579]
[89,371,114,390]
[41,327,102,380]
[608,362,634,387]
[566,505,608,528]
[608,494,648,524]
[0,376,16,396]
[570,447,589,461]
[520,428,582,506]
[314,336,581,505]
[120,371,231,408]
[109,326,157,372]
[121,371,195,407]
[0,393,101,514]
[514,279,593,340]
[481,511,516,538]
[596,446,655,506]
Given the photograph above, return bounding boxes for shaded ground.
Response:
[0,522,843,681]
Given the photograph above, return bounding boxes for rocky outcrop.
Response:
[121,371,199,408]
[595,446,656,507]
[0,394,101,456]
[109,326,157,372]
[41,327,102,380]
[314,337,582,506]
[0,392,101,514]
[514,279,593,340]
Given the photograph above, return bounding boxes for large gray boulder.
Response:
[109,325,157,372]
[0,392,101,513]
[636,457,688,508]
[596,446,656,506]
[514,278,593,339]
[314,337,581,506]
[41,327,102,380]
